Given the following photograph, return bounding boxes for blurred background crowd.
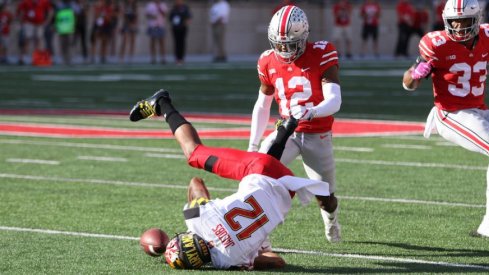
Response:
[0,0,488,66]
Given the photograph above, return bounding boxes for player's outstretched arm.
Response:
[248,83,274,152]
[253,251,286,270]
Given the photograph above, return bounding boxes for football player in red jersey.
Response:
[248,5,342,243]
[402,0,489,238]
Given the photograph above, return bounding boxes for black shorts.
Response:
[362,24,378,40]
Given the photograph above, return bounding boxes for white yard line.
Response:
[335,146,374,152]
[0,225,487,271]
[336,158,486,170]
[6,159,60,165]
[77,156,128,162]
[144,153,185,159]
[0,173,484,208]
[0,139,181,153]
[381,144,432,150]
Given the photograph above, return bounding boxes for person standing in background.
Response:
[145,0,168,64]
[432,0,445,31]
[209,0,229,63]
[16,0,54,65]
[411,4,429,38]
[394,0,415,58]
[332,0,352,58]
[119,0,138,64]
[71,0,88,63]
[169,0,191,65]
[0,1,13,64]
[90,0,115,64]
[54,0,75,65]
[360,0,381,58]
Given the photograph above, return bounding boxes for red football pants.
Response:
[188,144,293,181]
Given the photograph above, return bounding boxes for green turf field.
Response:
[1,62,489,274]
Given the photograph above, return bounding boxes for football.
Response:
[139,228,170,257]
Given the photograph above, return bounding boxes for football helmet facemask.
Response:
[164,232,211,269]
[268,5,309,63]
[442,0,482,42]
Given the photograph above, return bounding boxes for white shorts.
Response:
[259,130,336,193]
[22,23,43,40]
[332,25,352,42]
[425,106,489,156]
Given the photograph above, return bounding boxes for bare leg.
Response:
[173,123,202,159]
[187,177,210,203]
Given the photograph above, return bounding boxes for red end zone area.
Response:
[0,113,424,138]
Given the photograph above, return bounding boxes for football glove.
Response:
[411,59,433,80]
[291,104,315,121]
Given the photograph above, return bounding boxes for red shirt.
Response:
[396,1,415,26]
[413,9,429,29]
[360,2,381,26]
[16,0,52,25]
[0,10,13,35]
[257,41,339,133]
[418,26,489,111]
[434,2,444,26]
[333,2,352,26]
[94,3,114,27]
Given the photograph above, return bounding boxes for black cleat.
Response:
[276,116,298,137]
[129,89,171,122]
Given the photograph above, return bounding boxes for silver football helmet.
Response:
[442,0,482,42]
[268,5,309,63]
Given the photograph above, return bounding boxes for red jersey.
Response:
[0,10,13,35]
[333,2,352,26]
[16,0,52,24]
[418,25,489,111]
[396,1,415,26]
[257,41,339,133]
[360,2,381,26]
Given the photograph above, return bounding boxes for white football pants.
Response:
[425,106,489,235]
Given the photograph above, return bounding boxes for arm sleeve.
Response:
[248,91,273,151]
[311,82,342,118]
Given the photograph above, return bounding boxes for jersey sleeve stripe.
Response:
[320,57,338,66]
[322,51,337,58]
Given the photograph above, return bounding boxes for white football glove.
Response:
[290,104,315,121]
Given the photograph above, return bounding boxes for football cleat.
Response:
[275,116,298,136]
[322,207,341,243]
[129,89,170,122]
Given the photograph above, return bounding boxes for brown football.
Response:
[139,228,170,257]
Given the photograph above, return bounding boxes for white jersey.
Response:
[184,173,329,269]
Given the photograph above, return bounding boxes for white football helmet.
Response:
[268,5,309,63]
[442,0,482,42]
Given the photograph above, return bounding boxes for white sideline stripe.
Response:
[381,144,432,150]
[0,173,234,192]
[77,156,128,162]
[1,226,488,271]
[336,158,486,171]
[335,146,374,152]
[0,226,138,240]
[6,159,60,165]
[0,139,181,153]
[144,153,185,159]
[0,173,484,208]
[274,248,489,271]
[340,195,484,208]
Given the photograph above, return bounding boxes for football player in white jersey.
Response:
[129,89,332,270]
[402,0,489,238]
[248,5,342,243]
